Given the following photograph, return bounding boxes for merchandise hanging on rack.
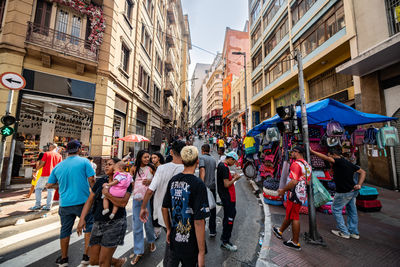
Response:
[247,98,397,211]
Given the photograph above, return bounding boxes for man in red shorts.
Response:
[273,146,311,251]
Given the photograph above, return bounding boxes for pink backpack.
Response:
[352,128,366,146]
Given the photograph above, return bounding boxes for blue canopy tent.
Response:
[248,98,397,136]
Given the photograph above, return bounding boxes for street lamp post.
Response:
[232,51,248,135]
[294,49,325,246]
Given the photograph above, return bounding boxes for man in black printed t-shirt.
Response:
[162,146,210,267]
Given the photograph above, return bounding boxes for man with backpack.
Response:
[310,147,366,239]
[273,146,311,251]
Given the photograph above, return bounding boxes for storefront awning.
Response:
[248,98,397,136]
[336,33,400,77]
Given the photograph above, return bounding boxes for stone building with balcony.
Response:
[0,0,190,188]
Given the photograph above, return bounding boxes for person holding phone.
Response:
[217,151,241,252]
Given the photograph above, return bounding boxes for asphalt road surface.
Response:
[0,137,263,267]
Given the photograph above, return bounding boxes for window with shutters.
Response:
[141,24,152,56]
[33,0,52,35]
[138,65,151,95]
[121,43,130,72]
[124,0,133,21]
[153,84,161,105]
[0,0,6,31]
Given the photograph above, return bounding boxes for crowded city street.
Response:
[0,0,400,266]
[0,137,264,267]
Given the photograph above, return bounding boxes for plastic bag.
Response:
[312,173,332,207]
[207,187,216,210]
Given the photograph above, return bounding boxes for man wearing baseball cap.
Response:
[217,151,242,252]
[273,146,312,251]
[47,140,96,266]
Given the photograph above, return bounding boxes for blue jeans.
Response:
[132,199,155,254]
[332,191,359,236]
[35,176,54,208]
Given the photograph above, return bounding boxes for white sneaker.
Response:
[350,234,360,239]
[102,209,109,215]
[331,230,350,239]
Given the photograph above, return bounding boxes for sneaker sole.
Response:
[220,245,237,252]
[81,260,90,265]
[272,229,282,239]
[283,245,301,251]
[57,263,68,267]
[331,230,350,239]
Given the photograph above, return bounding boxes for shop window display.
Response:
[17,97,93,176]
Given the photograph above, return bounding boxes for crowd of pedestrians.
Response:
[23,132,242,267]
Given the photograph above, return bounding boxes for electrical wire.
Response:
[130,17,250,68]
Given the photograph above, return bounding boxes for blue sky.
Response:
[182,0,249,82]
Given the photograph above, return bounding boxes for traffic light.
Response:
[0,115,16,137]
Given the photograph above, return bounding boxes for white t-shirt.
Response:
[148,162,184,227]
[218,155,226,164]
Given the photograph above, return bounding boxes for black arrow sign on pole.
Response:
[5,78,21,84]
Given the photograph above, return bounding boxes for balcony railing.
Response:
[162,105,173,123]
[166,27,175,47]
[164,80,174,97]
[26,22,99,62]
[167,6,176,24]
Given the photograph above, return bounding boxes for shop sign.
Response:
[0,72,26,90]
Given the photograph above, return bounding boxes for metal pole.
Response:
[295,49,325,246]
[243,53,248,135]
[6,91,23,187]
[0,90,14,186]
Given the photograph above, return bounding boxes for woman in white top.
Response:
[130,150,156,265]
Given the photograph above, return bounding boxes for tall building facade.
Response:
[248,0,399,188]
[221,27,250,135]
[189,63,210,129]
[336,0,400,189]
[249,0,353,126]
[0,0,190,189]
[204,53,223,132]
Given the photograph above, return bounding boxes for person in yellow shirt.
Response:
[218,138,225,148]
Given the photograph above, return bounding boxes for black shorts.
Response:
[89,218,127,248]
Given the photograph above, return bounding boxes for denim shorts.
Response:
[59,204,94,239]
[89,218,127,248]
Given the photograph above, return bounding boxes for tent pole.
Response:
[295,49,325,246]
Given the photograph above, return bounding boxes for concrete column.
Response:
[80,123,91,146]
[39,103,57,148]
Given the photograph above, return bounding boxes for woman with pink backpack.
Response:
[130,150,157,265]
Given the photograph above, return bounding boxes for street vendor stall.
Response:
[246,98,397,212]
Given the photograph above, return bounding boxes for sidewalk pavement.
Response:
[0,189,58,227]
[260,185,400,267]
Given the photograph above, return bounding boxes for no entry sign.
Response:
[0,72,26,90]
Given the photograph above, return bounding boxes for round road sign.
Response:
[0,72,26,90]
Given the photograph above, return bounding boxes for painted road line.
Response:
[0,230,83,267]
[0,221,61,249]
